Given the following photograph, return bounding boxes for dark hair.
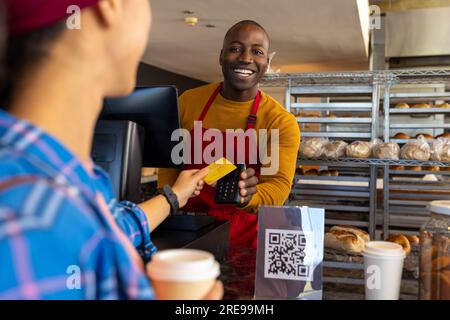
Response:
[0,0,6,97]
[224,20,270,44]
[1,20,66,105]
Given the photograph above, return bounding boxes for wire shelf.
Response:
[298,157,450,167]
[261,69,450,87]
[261,71,395,87]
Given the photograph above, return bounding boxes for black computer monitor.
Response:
[100,86,181,168]
[92,120,144,202]
[91,86,180,201]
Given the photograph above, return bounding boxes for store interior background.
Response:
[130,1,450,300]
[137,0,450,101]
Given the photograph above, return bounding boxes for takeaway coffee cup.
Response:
[146,249,220,300]
[363,241,405,300]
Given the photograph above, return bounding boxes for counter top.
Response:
[219,246,418,300]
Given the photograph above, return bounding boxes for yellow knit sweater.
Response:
[158,83,300,213]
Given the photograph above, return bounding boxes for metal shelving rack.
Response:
[382,69,450,239]
[261,70,450,299]
[261,71,390,240]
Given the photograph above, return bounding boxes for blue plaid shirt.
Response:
[0,109,156,299]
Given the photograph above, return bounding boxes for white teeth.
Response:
[234,68,254,75]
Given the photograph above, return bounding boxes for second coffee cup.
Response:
[363,241,405,300]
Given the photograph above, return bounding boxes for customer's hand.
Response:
[203,280,224,300]
[172,167,209,207]
[238,167,258,205]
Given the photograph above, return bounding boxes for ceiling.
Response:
[142,0,371,82]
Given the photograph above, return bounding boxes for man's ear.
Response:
[219,49,224,66]
[94,0,121,28]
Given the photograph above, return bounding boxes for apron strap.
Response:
[198,83,262,130]
[198,85,222,122]
[246,91,261,130]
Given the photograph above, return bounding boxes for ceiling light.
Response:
[184,17,199,26]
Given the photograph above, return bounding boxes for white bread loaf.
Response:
[324,226,370,254]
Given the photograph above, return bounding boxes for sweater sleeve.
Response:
[242,111,300,213]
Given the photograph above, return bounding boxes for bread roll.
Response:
[413,103,431,109]
[405,235,420,244]
[441,166,450,171]
[373,142,400,160]
[395,103,410,109]
[329,170,339,177]
[431,138,450,161]
[387,234,411,256]
[299,138,327,158]
[295,167,304,175]
[436,132,450,139]
[391,165,405,171]
[304,169,318,176]
[324,226,369,254]
[400,140,431,161]
[331,225,370,242]
[346,141,372,158]
[393,132,410,140]
[408,166,422,171]
[437,103,450,108]
[323,140,348,159]
[415,133,434,140]
[441,144,450,162]
[423,166,440,172]
[318,170,331,176]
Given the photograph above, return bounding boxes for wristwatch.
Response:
[160,184,179,215]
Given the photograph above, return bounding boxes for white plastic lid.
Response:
[428,200,450,216]
[363,241,405,258]
[147,249,220,282]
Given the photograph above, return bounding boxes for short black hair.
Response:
[223,20,270,45]
[0,0,6,98]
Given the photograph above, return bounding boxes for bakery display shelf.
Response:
[290,166,377,239]
[291,188,370,198]
[390,92,450,99]
[301,132,372,139]
[390,169,450,175]
[392,69,450,85]
[382,163,450,237]
[297,117,372,124]
[261,71,394,87]
[298,157,450,167]
[294,174,370,182]
[291,102,372,111]
[389,139,435,145]
[390,123,450,129]
[290,86,373,95]
[389,108,450,114]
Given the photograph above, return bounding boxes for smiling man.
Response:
[158,20,300,249]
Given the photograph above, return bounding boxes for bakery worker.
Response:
[158,20,300,249]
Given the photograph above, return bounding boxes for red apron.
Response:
[183,84,262,249]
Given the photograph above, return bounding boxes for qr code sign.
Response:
[264,229,313,281]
